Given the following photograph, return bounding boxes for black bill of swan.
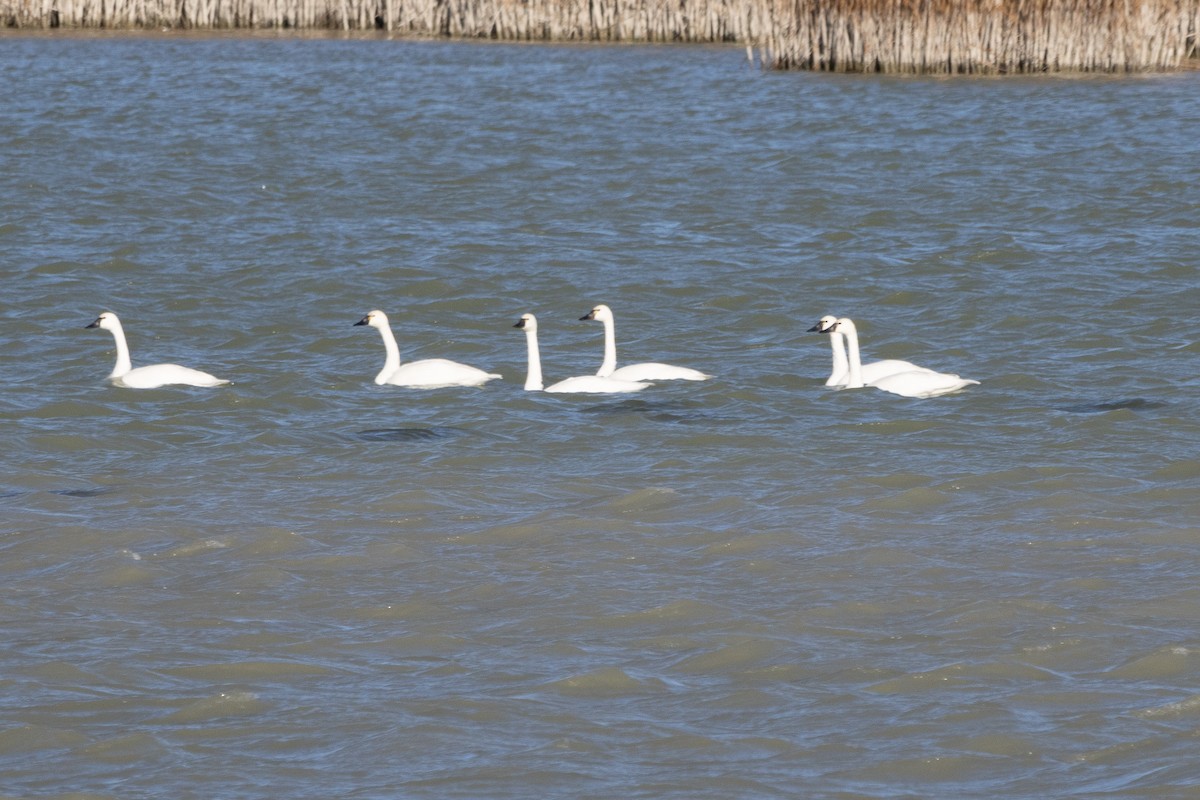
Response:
[821,317,979,398]
[354,309,501,389]
[513,313,650,394]
[86,312,230,389]
[579,303,711,382]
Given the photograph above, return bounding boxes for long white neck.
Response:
[523,327,544,391]
[826,330,849,386]
[597,315,617,377]
[106,320,133,378]
[375,323,402,384]
[842,324,864,388]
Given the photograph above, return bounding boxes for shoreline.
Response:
[3,0,1198,74]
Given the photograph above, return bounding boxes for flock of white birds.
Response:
[86,305,978,399]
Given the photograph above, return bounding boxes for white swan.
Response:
[514,313,650,394]
[823,317,979,398]
[581,304,710,382]
[808,314,935,387]
[355,310,501,389]
[86,312,230,389]
[808,315,850,386]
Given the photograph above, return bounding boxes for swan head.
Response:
[86,311,121,331]
[513,313,538,332]
[355,310,389,329]
[827,317,857,335]
[808,315,838,334]
[581,304,613,323]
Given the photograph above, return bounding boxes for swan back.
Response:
[871,370,980,398]
[546,375,650,394]
[117,364,231,389]
[387,360,501,389]
[608,363,709,382]
[859,358,937,385]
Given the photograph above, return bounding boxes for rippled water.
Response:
[2,33,1199,799]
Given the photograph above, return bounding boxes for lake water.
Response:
[2,33,1199,799]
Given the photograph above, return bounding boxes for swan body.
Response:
[870,368,980,399]
[355,310,501,389]
[86,312,230,389]
[821,317,979,398]
[514,314,650,394]
[581,304,710,382]
[808,314,935,387]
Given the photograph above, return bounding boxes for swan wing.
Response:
[545,375,650,394]
[609,362,709,382]
[384,358,501,389]
[871,370,979,398]
[116,364,229,389]
[859,359,936,385]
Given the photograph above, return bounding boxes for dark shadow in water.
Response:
[51,488,115,498]
[355,427,461,442]
[1057,399,1169,414]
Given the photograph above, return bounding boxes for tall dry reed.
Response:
[759,0,1200,72]
[4,0,1198,73]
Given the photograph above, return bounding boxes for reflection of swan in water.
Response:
[808,314,934,387]
[355,310,501,389]
[820,317,979,398]
[86,312,230,389]
[514,313,650,394]
[581,304,710,382]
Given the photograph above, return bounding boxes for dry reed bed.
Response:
[760,0,1200,72]
[2,0,763,39]
[3,0,1198,73]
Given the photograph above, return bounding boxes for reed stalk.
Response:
[3,0,1198,73]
